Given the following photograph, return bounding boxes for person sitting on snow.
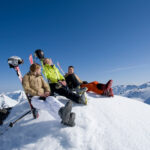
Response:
[65,66,114,97]
[22,63,75,127]
[42,58,87,105]
[65,66,88,94]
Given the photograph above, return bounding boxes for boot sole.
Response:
[64,112,76,127]
[62,101,72,124]
[106,80,113,91]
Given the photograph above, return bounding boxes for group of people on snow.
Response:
[0,49,114,127]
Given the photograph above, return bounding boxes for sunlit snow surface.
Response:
[1,92,150,150]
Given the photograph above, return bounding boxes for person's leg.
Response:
[81,82,95,92]
[89,81,99,85]
[50,83,87,104]
[55,86,81,103]
[96,83,106,90]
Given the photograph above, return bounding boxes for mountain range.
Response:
[113,81,150,104]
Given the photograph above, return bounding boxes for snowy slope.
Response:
[113,81,150,103]
[1,93,150,150]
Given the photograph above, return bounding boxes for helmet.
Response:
[8,56,24,68]
[34,49,45,60]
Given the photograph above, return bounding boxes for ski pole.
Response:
[57,62,65,75]
[9,110,31,127]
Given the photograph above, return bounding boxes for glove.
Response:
[82,81,88,84]
[39,96,46,101]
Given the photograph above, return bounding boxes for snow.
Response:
[1,93,150,150]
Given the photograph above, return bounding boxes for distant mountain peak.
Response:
[0,94,18,108]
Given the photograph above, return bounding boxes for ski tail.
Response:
[29,54,34,64]
[14,66,22,82]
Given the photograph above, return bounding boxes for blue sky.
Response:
[0,0,150,92]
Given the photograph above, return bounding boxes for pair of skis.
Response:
[0,56,39,135]
[14,57,39,119]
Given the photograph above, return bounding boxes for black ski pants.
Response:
[50,83,81,103]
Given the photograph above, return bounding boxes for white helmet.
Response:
[8,56,24,68]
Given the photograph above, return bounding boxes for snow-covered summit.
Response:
[1,93,150,150]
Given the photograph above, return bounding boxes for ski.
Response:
[29,54,34,64]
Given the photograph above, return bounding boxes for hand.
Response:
[59,81,67,86]
[38,91,45,97]
[44,92,50,97]
[82,81,88,84]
